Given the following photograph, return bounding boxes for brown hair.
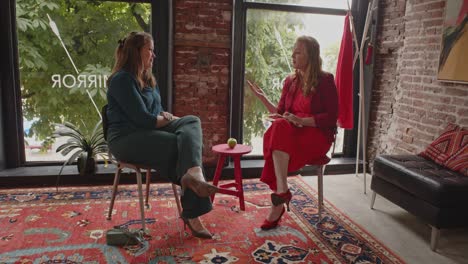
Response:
[107,31,156,89]
[295,35,323,95]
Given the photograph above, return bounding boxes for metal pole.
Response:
[356,2,373,194]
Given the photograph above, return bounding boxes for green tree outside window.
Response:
[16,0,150,161]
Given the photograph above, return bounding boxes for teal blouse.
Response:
[106,70,163,142]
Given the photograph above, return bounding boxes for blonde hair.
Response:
[107,31,156,89]
[295,35,323,95]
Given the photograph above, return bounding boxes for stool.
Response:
[106,162,182,230]
[211,143,252,211]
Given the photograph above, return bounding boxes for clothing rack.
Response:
[349,0,378,194]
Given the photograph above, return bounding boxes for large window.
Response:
[1,0,170,166]
[233,0,351,157]
[247,0,351,9]
[17,0,152,162]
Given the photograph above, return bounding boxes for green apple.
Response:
[227,138,237,149]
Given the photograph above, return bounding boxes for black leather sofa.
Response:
[370,155,468,251]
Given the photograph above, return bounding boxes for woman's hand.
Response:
[156,115,170,128]
[246,80,267,99]
[246,80,277,114]
[161,111,173,121]
[283,112,303,127]
[264,113,284,121]
[161,111,179,121]
[156,113,180,128]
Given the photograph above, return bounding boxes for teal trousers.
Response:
[108,115,212,218]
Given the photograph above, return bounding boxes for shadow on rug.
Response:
[0,176,404,263]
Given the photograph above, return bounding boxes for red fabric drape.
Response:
[456,0,467,25]
[335,13,354,129]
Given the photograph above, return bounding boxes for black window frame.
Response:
[0,0,172,168]
[230,0,362,159]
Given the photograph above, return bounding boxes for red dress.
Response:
[260,73,338,191]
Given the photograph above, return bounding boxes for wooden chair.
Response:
[102,105,182,230]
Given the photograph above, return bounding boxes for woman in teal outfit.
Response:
[106,31,218,239]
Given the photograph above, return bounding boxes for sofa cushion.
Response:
[443,125,468,176]
[445,147,468,176]
[419,124,467,176]
[373,155,468,207]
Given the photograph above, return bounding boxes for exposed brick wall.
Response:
[173,0,468,169]
[368,0,468,164]
[173,0,232,165]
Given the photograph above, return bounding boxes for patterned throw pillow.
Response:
[419,123,468,176]
[445,146,468,176]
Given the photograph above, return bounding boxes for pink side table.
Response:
[211,143,252,211]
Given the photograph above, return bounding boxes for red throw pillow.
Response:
[419,123,468,176]
[445,147,468,176]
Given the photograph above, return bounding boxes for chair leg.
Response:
[135,169,146,230]
[370,191,377,209]
[172,184,183,217]
[107,168,122,220]
[317,165,324,222]
[145,170,151,208]
[431,226,440,251]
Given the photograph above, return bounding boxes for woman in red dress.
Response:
[247,36,338,229]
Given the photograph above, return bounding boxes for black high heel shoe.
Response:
[182,217,213,239]
[181,172,218,198]
[271,189,292,211]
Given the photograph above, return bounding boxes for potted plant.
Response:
[53,120,109,188]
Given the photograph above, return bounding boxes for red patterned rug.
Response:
[0,176,404,263]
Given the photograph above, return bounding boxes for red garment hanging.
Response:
[335,13,354,129]
[456,0,467,25]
